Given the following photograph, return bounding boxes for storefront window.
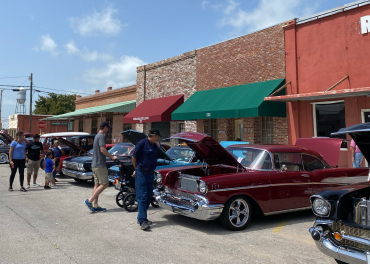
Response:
[105,114,113,144]
[261,117,273,144]
[315,101,345,139]
[210,119,218,140]
[91,116,98,134]
[177,122,185,133]
[151,122,170,142]
[78,119,83,132]
[234,119,243,140]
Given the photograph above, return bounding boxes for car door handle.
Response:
[301,174,310,178]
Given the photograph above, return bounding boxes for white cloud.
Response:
[68,6,124,36]
[38,35,59,56]
[83,56,146,90]
[64,40,113,62]
[202,1,209,9]
[219,0,319,36]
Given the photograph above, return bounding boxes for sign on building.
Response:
[361,16,370,34]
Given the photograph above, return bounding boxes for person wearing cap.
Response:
[131,129,161,230]
[50,139,65,186]
[25,134,44,189]
[84,121,117,213]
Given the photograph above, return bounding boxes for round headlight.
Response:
[155,172,163,184]
[77,163,85,171]
[198,180,208,195]
[312,198,330,216]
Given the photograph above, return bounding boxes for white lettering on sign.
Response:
[206,113,211,117]
[361,16,370,34]
[133,117,149,123]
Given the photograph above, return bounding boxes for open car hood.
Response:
[169,132,244,169]
[121,129,171,161]
[0,130,13,145]
[54,136,87,154]
[295,137,343,167]
[332,122,370,163]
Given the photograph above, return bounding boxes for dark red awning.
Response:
[122,94,184,124]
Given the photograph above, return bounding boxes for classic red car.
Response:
[154,132,369,231]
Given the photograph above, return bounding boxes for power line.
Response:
[34,86,92,95]
[0,76,29,79]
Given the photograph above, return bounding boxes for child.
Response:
[44,151,54,190]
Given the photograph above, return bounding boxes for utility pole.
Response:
[29,73,33,133]
[0,88,5,129]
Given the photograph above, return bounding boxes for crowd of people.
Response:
[8,131,64,192]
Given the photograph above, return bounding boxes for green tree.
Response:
[34,93,76,115]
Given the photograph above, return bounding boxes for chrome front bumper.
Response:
[62,168,93,180]
[154,189,223,221]
[309,226,370,264]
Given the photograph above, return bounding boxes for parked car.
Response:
[62,143,135,182]
[70,134,95,151]
[309,122,370,264]
[108,130,195,183]
[39,132,89,156]
[0,130,13,163]
[154,132,369,231]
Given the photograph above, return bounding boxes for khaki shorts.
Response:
[92,167,109,185]
[27,159,40,175]
[45,172,53,181]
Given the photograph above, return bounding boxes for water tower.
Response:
[15,87,26,114]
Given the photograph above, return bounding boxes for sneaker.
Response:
[8,187,13,191]
[94,206,107,212]
[25,184,30,189]
[44,186,51,189]
[51,184,56,188]
[137,220,153,225]
[140,221,150,230]
[84,199,93,208]
[20,187,27,192]
[32,183,40,187]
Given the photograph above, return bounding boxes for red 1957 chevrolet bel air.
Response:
[154,132,369,231]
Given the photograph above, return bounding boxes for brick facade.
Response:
[72,86,136,144]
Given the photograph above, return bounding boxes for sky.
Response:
[0,0,355,128]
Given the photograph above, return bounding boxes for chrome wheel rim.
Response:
[228,199,249,227]
[0,154,8,163]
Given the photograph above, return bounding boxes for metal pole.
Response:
[0,89,4,129]
[29,73,33,133]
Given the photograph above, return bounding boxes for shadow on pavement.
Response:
[156,209,315,234]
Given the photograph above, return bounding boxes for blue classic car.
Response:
[108,130,204,183]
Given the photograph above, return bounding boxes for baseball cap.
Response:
[149,129,161,137]
[100,121,111,128]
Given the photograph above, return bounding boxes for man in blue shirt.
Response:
[132,129,160,230]
[51,140,65,186]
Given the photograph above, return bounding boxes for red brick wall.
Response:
[75,85,136,110]
[12,115,68,135]
[196,23,286,91]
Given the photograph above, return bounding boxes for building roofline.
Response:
[296,0,370,25]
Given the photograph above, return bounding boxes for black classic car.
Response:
[0,130,14,164]
[309,122,370,264]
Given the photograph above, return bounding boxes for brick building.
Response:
[43,85,136,143]
[265,0,370,166]
[125,23,288,145]
[8,114,68,138]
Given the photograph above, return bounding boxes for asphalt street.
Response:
[0,164,337,264]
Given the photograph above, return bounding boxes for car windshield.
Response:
[108,144,132,155]
[226,147,272,170]
[166,147,194,162]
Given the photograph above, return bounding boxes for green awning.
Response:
[41,100,136,120]
[171,79,286,120]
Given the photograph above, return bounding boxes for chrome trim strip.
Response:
[62,168,93,180]
[208,184,270,192]
[342,234,370,247]
[265,206,311,216]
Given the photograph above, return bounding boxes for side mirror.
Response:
[281,164,287,172]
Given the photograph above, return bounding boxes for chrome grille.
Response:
[63,162,79,170]
[332,221,370,251]
[178,174,199,192]
[164,186,198,201]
